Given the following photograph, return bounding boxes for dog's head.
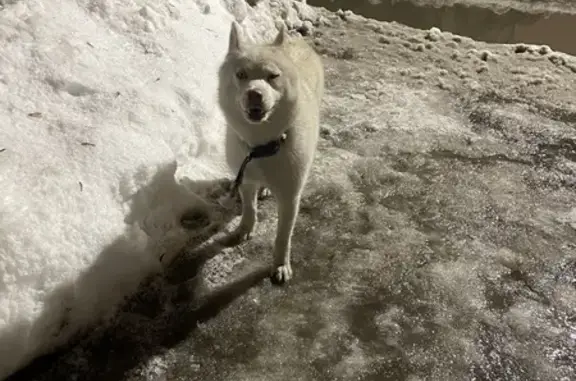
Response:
[221,22,296,125]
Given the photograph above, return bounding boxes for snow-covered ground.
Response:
[0,0,318,378]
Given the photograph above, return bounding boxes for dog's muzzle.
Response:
[245,89,266,122]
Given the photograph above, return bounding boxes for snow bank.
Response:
[0,0,317,378]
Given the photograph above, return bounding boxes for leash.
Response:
[228,132,288,199]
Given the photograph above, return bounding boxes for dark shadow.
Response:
[5,262,271,381]
[3,161,268,381]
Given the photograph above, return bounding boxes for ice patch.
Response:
[557,207,576,230]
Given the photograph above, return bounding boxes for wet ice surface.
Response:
[309,0,576,56]
[8,5,576,381]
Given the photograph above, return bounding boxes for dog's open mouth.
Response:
[247,107,266,122]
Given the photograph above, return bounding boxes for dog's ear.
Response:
[273,23,289,46]
[228,21,243,52]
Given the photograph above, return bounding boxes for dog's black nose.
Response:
[247,89,263,103]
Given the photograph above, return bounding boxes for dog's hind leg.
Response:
[225,182,259,245]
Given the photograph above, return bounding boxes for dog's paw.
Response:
[221,226,253,247]
[258,187,272,200]
[270,264,293,285]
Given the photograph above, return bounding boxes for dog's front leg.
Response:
[271,193,301,284]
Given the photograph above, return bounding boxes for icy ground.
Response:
[3,1,576,381]
[0,0,318,378]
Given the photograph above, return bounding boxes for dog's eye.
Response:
[267,73,280,81]
[236,70,248,80]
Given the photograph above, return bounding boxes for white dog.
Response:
[217,21,324,284]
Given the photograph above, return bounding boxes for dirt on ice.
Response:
[310,0,576,56]
[7,2,576,381]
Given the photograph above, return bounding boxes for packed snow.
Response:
[0,0,317,378]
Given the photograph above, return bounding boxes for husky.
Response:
[217,21,324,284]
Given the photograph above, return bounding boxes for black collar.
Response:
[229,132,288,197]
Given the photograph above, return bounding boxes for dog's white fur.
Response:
[217,21,324,284]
